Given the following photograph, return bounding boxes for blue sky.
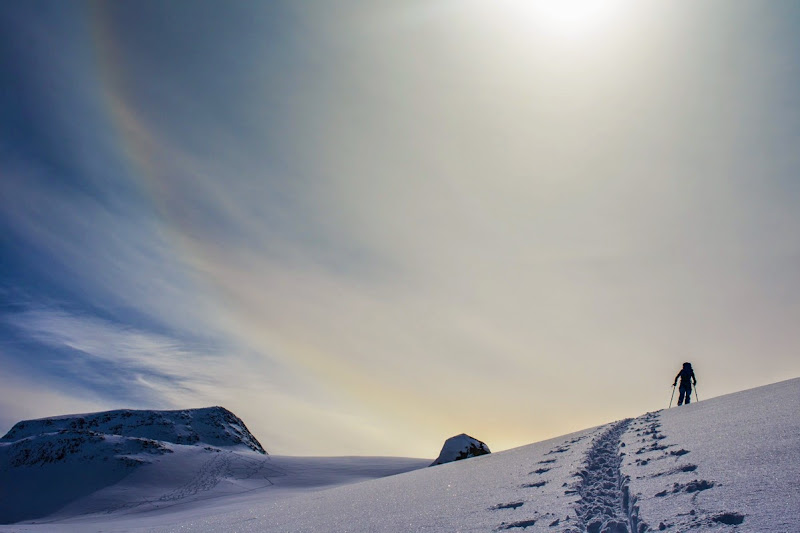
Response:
[2,0,800,456]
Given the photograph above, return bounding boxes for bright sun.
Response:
[509,0,627,39]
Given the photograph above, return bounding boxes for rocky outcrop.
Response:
[430,433,491,466]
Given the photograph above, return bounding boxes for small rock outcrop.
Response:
[430,433,491,466]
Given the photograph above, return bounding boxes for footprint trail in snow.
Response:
[574,419,645,533]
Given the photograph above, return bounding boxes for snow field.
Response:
[1,378,798,532]
[140,427,601,533]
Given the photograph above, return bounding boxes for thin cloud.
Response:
[5,307,216,398]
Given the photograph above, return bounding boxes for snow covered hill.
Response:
[1,406,266,454]
[0,407,427,525]
[1,378,798,532]
[0,407,265,523]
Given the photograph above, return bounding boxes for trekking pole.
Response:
[669,384,676,408]
[694,385,699,403]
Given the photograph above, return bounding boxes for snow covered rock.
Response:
[430,433,491,466]
[1,406,266,454]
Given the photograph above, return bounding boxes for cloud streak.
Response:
[5,308,210,393]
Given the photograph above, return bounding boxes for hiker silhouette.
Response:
[673,362,697,405]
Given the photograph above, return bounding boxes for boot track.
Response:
[575,419,647,533]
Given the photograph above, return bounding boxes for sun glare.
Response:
[505,0,627,39]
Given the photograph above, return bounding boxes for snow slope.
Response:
[1,378,798,532]
[622,378,800,531]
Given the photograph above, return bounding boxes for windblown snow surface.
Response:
[1,378,798,532]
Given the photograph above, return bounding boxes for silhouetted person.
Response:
[673,362,697,406]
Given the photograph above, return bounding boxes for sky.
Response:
[1,0,799,457]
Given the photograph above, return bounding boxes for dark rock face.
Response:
[430,433,491,466]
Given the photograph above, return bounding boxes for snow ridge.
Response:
[576,419,646,533]
[1,406,266,454]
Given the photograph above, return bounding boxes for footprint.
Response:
[497,519,537,530]
[531,467,551,475]
[636,442,669,454]
[683,479,714,492]
[546,446,570,455]
[713,512,744,525]
[656,479,715,496]
[523,481,547,488]
[491,501,525,511]
[650,464,697,477]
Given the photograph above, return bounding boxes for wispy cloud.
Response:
[4,307,216,401]
[0,165,219,338]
